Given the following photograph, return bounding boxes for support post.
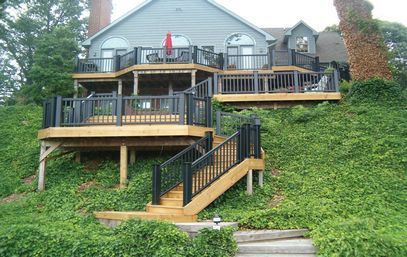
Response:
[294,71,299,93]
[207,77,213,97]
[133,71,139,95]
[205,96,212,127]
[179,93,185,125]
[118,79,123,95]
[116,94,122,126]
[74,80,79,98]
[130,150,136,165]
[243,123,251,158]
[254,71,259,94]
[55,96,62,127]
[191,70,197,87]
[182,162,193,206]
[254,117,261,159]
[216,111,221,135]
[246,170,253,195]
[115,55,121,72]
[133,47,138,65]
[258,171,264,188]
[152,165,161,205]
[120,144,128,188]
[205,131,213,151]
[75,152,81,163]
[213,73,219,95]
[38,141,47,192]
[334,70,340,92]
[186,93,193,125]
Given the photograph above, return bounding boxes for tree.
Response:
[333,0,392,80]
[0,0,87,103]
[378,21,407,87]
[18,28,79,104]
[323,24,341,34]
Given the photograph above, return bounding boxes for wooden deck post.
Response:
[258,170,264,188]
[246,169,253,195]
[120,144,128,188]
[191,70,197,87]
[38,141,47,191]
[75,152,81,163]
[133,71,139,95]
[130,150,136,165]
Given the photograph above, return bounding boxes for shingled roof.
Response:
[262,28,348,63]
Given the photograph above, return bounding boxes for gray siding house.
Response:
[83,0,275,60]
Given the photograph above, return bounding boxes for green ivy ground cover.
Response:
[0,80,406,256]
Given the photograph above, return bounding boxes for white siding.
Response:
[88,0,269,57]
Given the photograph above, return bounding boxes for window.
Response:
[296,36,309,53]
[162,35,191,47]
[202,46,215,52]
[226,33,255,46]
[101,37,129,49]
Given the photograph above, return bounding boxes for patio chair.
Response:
[304,75,330,92]
[147,53,160,63]
[176,51,190,63]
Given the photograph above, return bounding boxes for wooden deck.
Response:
[38,125,213,140]
[72,64,309,79]
[213,92,342,103]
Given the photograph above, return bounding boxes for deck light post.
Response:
[213,214,222,230]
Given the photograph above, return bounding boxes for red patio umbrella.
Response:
[165,32,173,55]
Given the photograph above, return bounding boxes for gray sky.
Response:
[112,0,407,31]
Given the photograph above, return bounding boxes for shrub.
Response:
[346,78,405,104]
[339,80,352,95]
[189,227,238,257]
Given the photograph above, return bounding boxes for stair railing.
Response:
[182,120,261,206]
[152,131,213,205]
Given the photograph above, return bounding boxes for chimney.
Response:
[88,0,113,37]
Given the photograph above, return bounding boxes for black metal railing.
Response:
[42,93,212,128]
[119,50,136,70]
[152,132,213,205]
[184,78,213,98]
[139,47,191,64]
[76,58,115,73]
[226,54,270,70]
[292,51,320,71]
[214,71,339,94]
[195,47,223,69]
[74,47,326,73]
[151,111,262,207]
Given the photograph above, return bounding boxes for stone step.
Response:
[238,238,316,254]
[234,229,308,243]
[175,221,238,237]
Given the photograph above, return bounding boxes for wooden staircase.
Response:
[95,114,264,223]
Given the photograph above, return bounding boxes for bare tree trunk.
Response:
[334,0,392,80]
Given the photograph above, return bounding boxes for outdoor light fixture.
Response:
[213,214,221,230]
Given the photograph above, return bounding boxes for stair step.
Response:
[234,230,309,243]
[238,239,316,254]
[95,211,196,224]
[160,198,183,207]
[165,191,183,198]
[146,204,184,214]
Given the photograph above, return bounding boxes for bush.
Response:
[346,78,405,104]
[339,80,352,95]
[189,227,238,257]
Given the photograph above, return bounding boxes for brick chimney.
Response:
[88,0,113,37]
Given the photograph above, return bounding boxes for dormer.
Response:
[284,21,319,54]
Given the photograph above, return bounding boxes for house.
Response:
[38,0,346,223]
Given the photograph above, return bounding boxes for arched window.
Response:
[225,33,256,69]
[226,33,255,46]
[162,34,191,47]
[100,37,129,58]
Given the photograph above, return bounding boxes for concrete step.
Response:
[175,221,238,237]
[238,238,316,254]
[234,230,308,243]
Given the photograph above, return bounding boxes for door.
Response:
[241,46,254,69]
[101,49,114,72]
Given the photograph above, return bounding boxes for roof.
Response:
[284,20,319,37]
[262,28,348,63]
[83,0,275,46]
